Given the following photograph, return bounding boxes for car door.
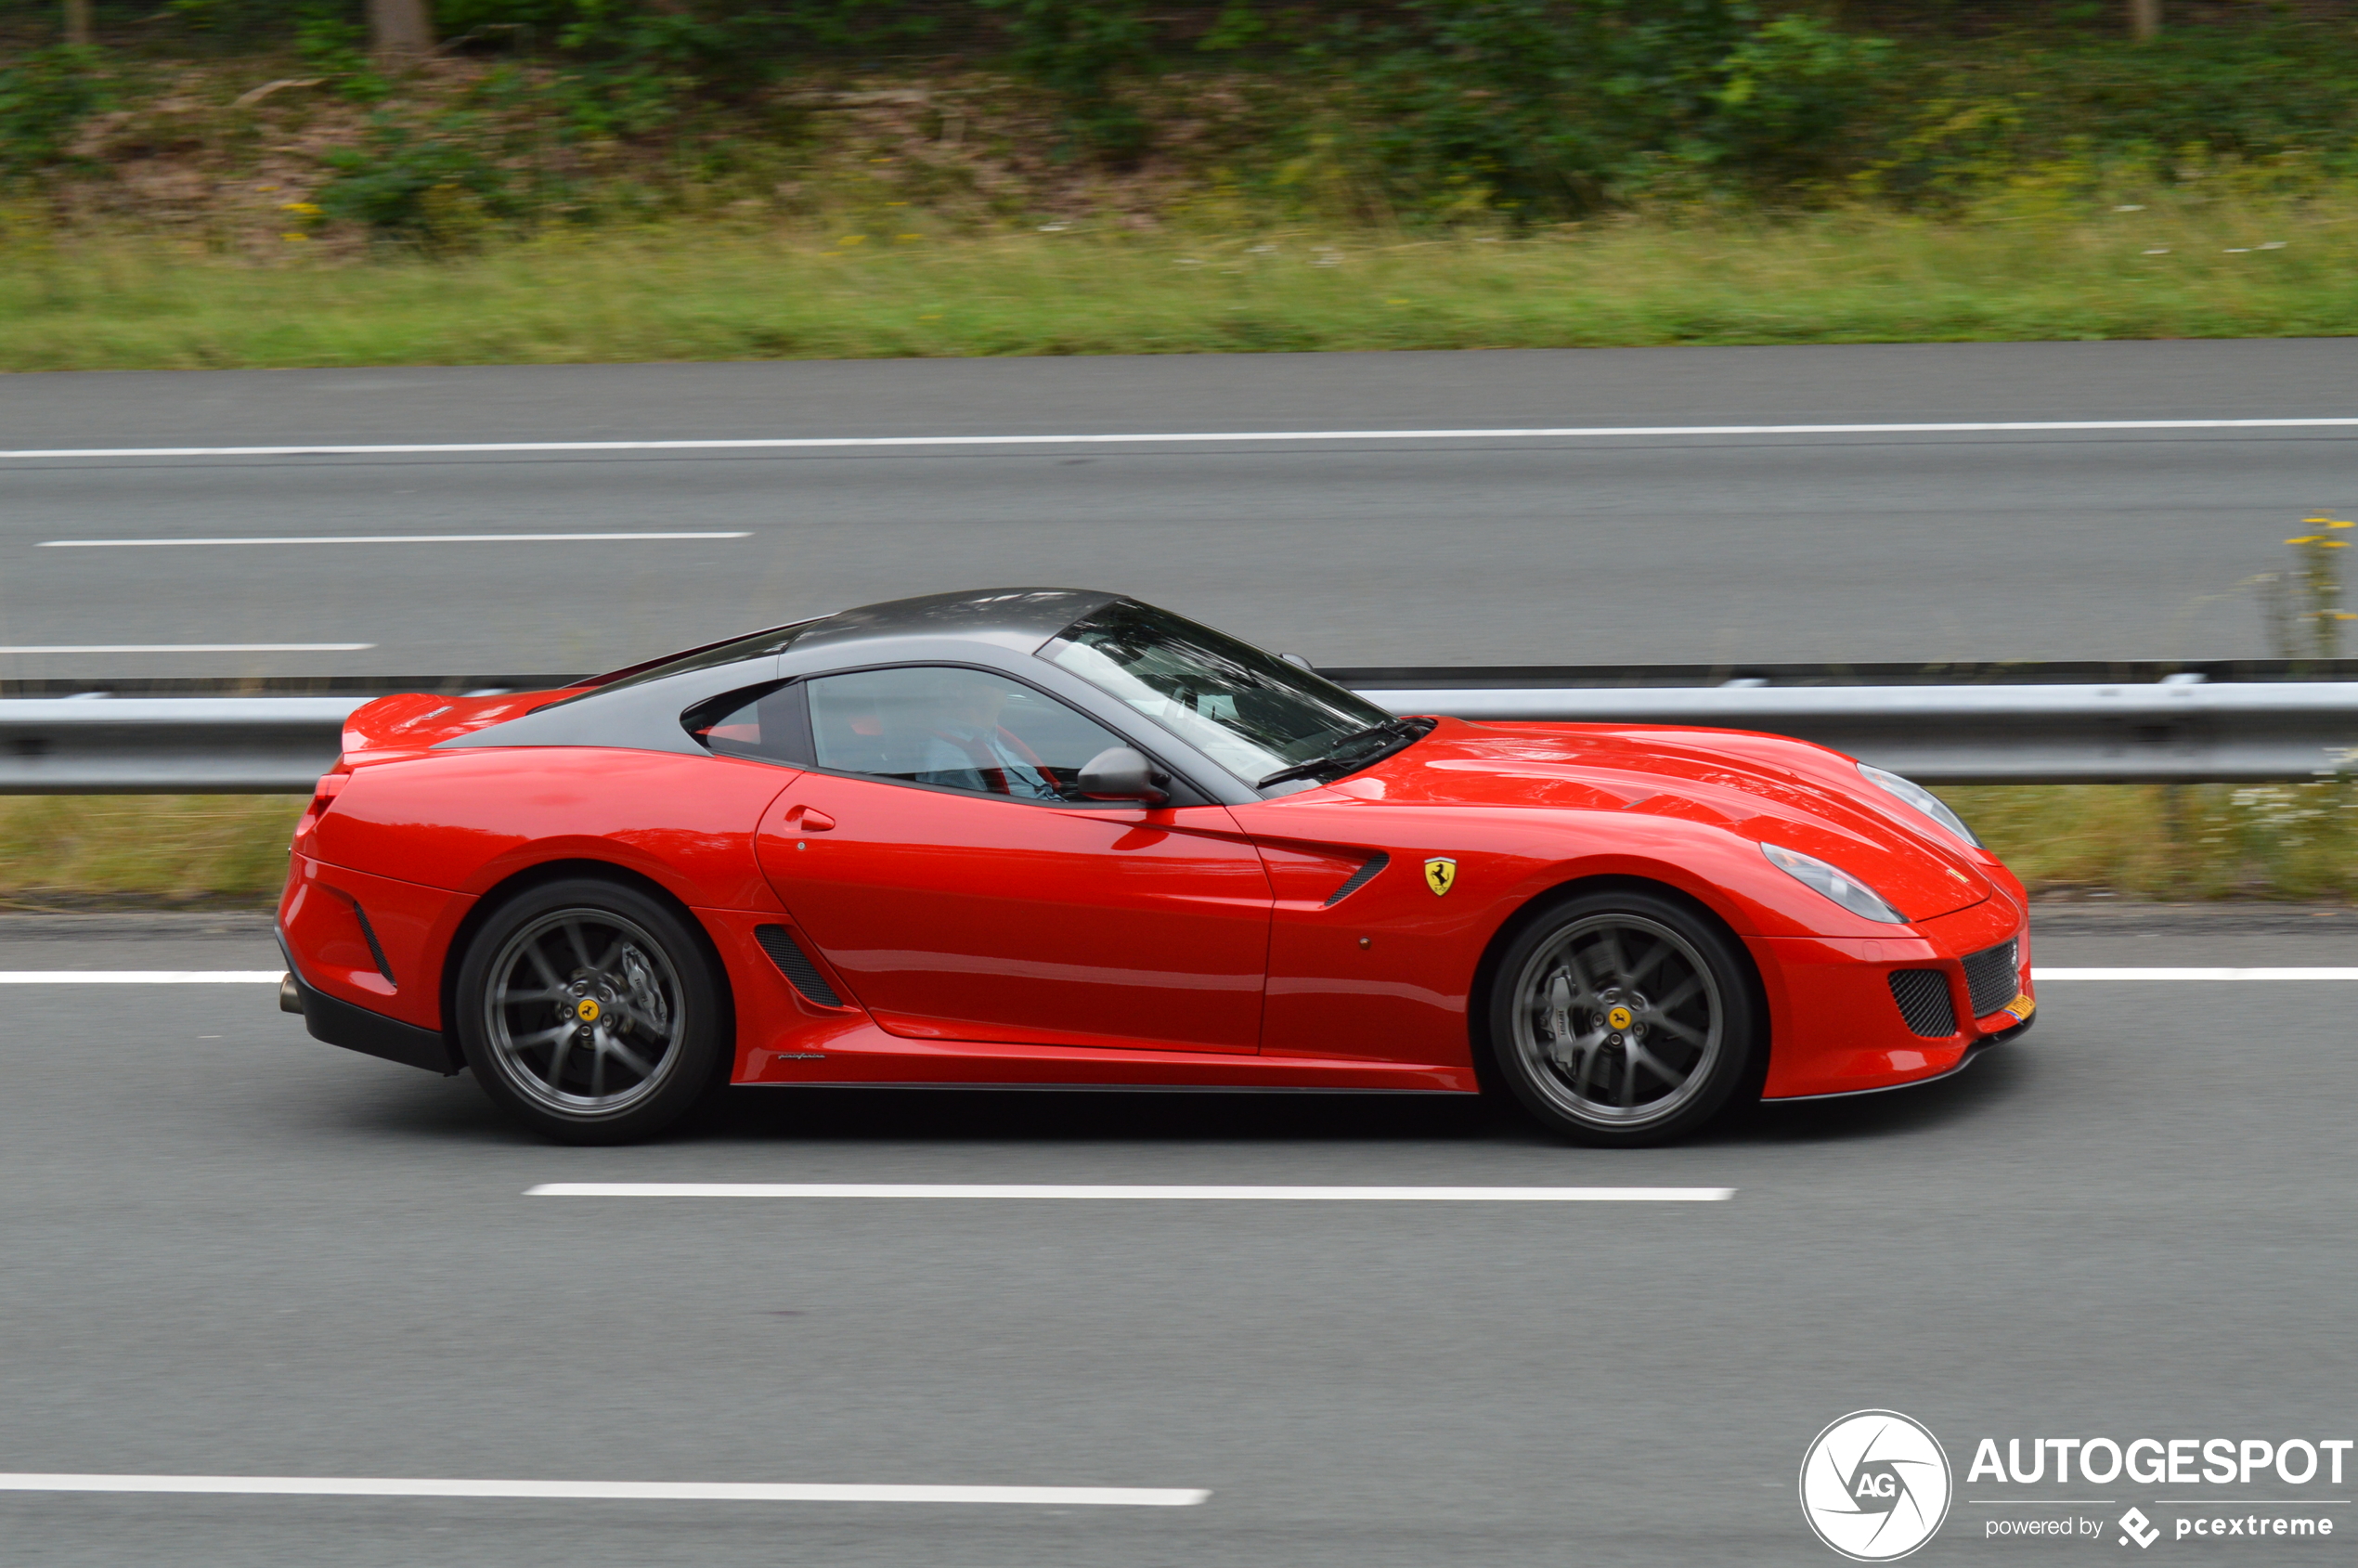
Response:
[754,664,1274,1053]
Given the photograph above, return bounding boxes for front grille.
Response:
[1962,938,2021,1019]
[755,925,844,1007]
[1887,970,1958,1038]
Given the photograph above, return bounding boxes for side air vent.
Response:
[754,925,844,1007]
[1961,938,2021,1018]
[348,899,395,985]
[1323,853,1391,907]
[1887,970,1957,1038]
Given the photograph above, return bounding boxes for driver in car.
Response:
[913,673,1062,799]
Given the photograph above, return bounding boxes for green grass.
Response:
[0,797,302,908]
[6,191,2358,370]
[1950,784,2358,903]
[4,785,2353,909]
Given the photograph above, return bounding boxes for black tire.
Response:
[454,877,730,1145]
[1484,888,1762,1147]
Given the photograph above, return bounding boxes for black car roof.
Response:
[432,585,1259,805]
[799,587,1121,650]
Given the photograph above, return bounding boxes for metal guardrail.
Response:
[1353,680,2358,784]
[0,698,369,794]
[4,675,2356,792]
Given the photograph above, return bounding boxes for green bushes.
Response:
[316,107,535,241]
[1346,1,1894,215]
[1711,14,1891,185]
[0,45,106,173]
[983,0,1151,158]
[19,4,2358,227]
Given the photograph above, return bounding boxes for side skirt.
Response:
[738,1082,1470,1095]
[739,1023,1475,1092]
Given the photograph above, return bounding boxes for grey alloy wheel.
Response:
[1509,913,1723,1127]
[1486,889,1760,1147]
[482,906,689,1116]
[455,878,729,1145]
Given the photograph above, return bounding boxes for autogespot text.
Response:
[1970,1436,2346,1549]
[1967,1436,2352,1487]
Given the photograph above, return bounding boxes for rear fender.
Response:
[434,858,741,1073]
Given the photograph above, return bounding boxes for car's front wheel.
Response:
[1486,889,1761,1147]
[455,878,729,1145]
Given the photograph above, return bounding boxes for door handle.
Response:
[792,808,836,832]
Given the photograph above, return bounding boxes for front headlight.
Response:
[1858,763,1981,849]
[1761,843,1909,924]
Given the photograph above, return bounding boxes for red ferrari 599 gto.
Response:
[278,588,2034,1145]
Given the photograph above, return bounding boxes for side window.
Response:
[807,667,1128,801]
[684,682,801,765]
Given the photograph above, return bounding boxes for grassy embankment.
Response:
[6,192,2358,369]
[5,784,2355,910]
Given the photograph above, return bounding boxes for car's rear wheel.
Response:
[1486,889,1761,1147]
[455,879,728,1145]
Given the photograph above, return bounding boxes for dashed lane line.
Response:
[0,642,374,654]
[0,1473,1206,1506]
[0,973,286,983]
[39,532,750,547]
[2032,968,2358,980]
[528,1183,1735,1201]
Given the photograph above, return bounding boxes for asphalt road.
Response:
[10,339,2358,679]
[2,908,2352,1566]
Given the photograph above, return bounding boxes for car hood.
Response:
[1321,719,1993,922]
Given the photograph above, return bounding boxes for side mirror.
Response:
[1076,745,1170,805]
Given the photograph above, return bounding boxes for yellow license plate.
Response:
[2002,992,2036,1022]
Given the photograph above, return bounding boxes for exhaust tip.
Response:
[279,973,304,1016]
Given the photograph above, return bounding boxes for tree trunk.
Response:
[368,0,434,63]
[2130,0,2160,42]
[63,0,92,46]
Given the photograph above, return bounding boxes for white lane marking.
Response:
[0,1473,1206,1506]
[528,1183,1734,1201]
[39,532,750,548]
[2033,967,2358,980]
[0,972,284,983]
[0,642,373,654]
[9,419,2358,461]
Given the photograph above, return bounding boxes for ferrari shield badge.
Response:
[1423,857,1457,897]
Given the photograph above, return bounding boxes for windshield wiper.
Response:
[1256,718,1432,789]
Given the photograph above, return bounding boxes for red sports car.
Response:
[278,588,2034,1146]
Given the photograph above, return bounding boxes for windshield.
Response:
[1041,600,1398,785]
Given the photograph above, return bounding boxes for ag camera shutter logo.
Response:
[1799,1409,1954,1562]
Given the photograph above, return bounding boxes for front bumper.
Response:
[1770,1006,2034,1102]
[1756,897,2034,1100]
